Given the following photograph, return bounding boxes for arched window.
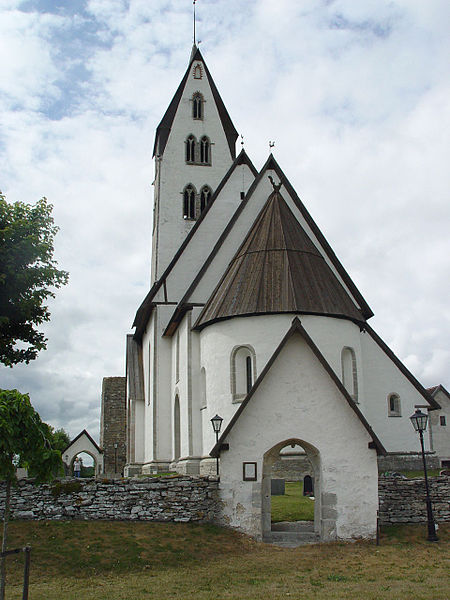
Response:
[193,63,202,79]
[341,347,358,402]
[387,393,401,417]
[186,135,196,163]
[200,136,210,164]
[175,331,180,382]
[192,93,203,119]
[200,186,212,213]
[200,367,206,409]
[230,345,256,402]
[174,395,181,460]
[183,185,196,220]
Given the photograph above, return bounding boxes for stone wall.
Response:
[2,474,448,530]
[100,377,127,475]
[271,455,312,480]
[377,453,440,473]
[0,476,219,523]
[378,475,450,524]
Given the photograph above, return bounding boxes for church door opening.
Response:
[262,439,320,541]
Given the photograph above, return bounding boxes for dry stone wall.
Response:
[2,474,449,528]
[378,475,450,524]
[0,476,219,523]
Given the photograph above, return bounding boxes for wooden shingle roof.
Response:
[195,188,365,329]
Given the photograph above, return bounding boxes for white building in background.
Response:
[427,385,450,468]
[118,46,443,541]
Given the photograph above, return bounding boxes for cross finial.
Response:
[268,175,282,192]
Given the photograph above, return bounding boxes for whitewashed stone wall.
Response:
[0,476,219,522]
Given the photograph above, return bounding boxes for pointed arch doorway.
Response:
[262,438,321,541]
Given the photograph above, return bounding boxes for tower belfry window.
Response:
[193,63,203,79]
[200,186,212,213]
[183,185,196,220]
[186,135,196,163]
[200,136,210,164]
[192,93,204,119]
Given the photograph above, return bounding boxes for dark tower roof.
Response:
[153,46,238,159]
[195,189,365,329]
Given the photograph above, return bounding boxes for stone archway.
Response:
[62,430,103,476]
[69,451,97,477]
[262,438,322,541]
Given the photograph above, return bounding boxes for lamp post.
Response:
[210,414,223,476]
[409,409,438,542]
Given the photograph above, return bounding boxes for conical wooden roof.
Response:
[195,190,365,328]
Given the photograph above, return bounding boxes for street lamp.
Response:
[409,409,438,542]
[210,414,223,476]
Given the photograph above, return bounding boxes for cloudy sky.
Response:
[1,0,449,441]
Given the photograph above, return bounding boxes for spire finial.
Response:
[193,0,197,46]
[240,134,244,148]
[269,140,275,150]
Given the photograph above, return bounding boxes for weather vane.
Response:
[241,134,244,148]
[269,140,275,150]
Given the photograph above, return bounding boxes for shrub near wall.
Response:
[378,475,450,525]
[0,475,219,522]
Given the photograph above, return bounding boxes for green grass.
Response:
[400,469,441,479]
[1,521,449,599]
[271,481,315,522]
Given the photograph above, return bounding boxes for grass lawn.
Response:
[271,481,314,522]
[1,520,449,599]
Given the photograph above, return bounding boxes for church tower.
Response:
[151,46,238,283]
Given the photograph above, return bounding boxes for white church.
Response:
[119,46,442,541]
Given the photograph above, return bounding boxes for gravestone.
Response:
[271,479,285,495]
[303,474,314,496]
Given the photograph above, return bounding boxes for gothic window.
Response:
[192,93,204,119]
[341,346,358,402]
[183,185,196,220]
[200,136,210,164]
[200,186,212,213]
[186,135,196,163]
[193,63,202,79]
[387,393,401,417]
[231,345,256,402]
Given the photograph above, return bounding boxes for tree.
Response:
[0,193,69,367]
[0,389,62,600]
[50,427,71,454]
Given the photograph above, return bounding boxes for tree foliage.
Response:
[50,427,71,453]
[0,389,61,484]
[0,193,69,366]
[0,389,62,599]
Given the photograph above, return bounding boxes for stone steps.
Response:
[264,521,320,547]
